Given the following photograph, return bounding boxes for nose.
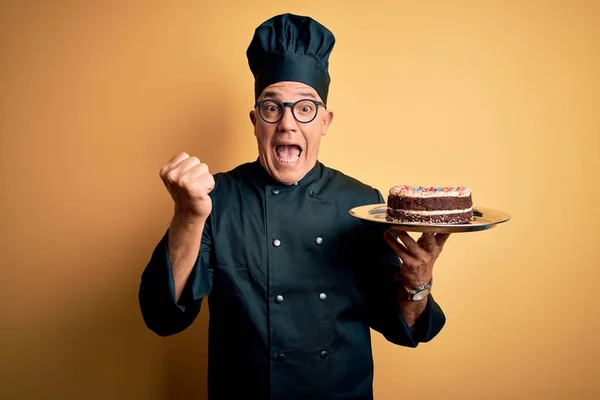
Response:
[277,105,297,131]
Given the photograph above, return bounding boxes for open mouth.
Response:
[275,144,302,164]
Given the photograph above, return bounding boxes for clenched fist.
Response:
[159,152,215,221]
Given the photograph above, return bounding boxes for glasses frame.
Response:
[254,99,326,124]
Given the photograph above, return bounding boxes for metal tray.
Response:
[348,204,511,233]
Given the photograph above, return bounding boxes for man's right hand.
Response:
[159,152,215,221]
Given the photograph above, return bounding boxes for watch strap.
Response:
[394,272,432,301]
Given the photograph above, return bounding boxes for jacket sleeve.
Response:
[138,215,214,337]
[364,189,446,348]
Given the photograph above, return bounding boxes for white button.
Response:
[319,293,327,301]
[273,239,281,247]
[315,237,323,245]
[275,295,284,303]
[272,188,280,195]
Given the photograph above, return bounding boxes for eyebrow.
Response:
[262,91,317,100]
[262,91,280,99]
[296,91,316,99]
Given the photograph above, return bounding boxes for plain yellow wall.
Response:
[1,1,598,399]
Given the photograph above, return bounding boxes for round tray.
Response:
[348,204,511,233]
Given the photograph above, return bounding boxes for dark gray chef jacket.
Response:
[138,160,446,400]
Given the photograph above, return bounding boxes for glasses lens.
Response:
[293,100,318,122]
[259,100,282,122]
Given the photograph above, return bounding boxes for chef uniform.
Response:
[138,13,446,400]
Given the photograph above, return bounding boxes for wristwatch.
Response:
[403,282,432,301]
[394,272,432,301]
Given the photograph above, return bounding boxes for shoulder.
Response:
[211,161,255,189]
[321,163,384,204]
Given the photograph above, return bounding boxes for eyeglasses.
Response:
[254,99,325,124]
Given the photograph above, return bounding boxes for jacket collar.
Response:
[249,158,324,188]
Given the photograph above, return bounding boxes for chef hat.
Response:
[246,13,336,103]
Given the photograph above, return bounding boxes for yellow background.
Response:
[1,1,598,399]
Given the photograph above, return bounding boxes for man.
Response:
[139,13,448,400]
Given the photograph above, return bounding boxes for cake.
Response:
[385,185,474,224]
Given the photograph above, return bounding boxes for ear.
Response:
[249,110,257,126]
[321,109,334,136]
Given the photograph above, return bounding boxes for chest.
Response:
[211,183,368,292]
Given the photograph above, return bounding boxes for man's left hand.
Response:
[383,230,450,289]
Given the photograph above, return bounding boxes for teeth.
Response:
[275,145,301,164]
[276,154,299,164]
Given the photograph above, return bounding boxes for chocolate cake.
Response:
[385,185,474,224]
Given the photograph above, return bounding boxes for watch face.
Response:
[411,288,430,301]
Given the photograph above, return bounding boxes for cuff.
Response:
[400,294,446,343]
[159,230,210,312]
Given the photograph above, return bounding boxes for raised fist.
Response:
[159,152,215,220]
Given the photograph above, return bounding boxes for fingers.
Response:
[177,156,202,173]
[387,230,451,259]
[160,152,190,178]
[197,172,215,193]
[394,231,428,258]
[164,157,201,183]
[158,153,214,220]
[417,232,437,250]
[383,231,418,264]
[168,152,190,165]
[167,159,213,195]
[187,162,210,180]
[160,153,212,191]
